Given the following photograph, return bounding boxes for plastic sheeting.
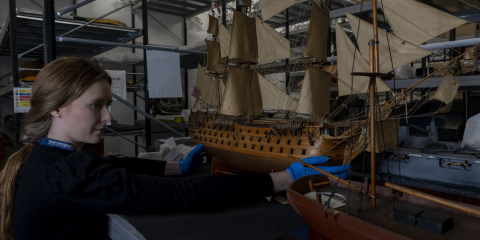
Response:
[394,65,415,80]
[462,113,480,149]
[181,109,191,124]
[137,144,195,162]
[94,51,144,65]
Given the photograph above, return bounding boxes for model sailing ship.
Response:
[189,0,479,178]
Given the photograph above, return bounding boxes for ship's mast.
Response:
[369,0,380,210]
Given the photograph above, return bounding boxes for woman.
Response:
[0,57,349,240]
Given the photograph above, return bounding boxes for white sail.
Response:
[336,22,391,96]
[259,0,296,21]
[433,73,460,104]
[257,72,297,111]
[229,10,258,62]
[220,67,262,115]
[196,63,218,106]
[206,40,224,72]
[219,24,231,58]
[304,2,329,61]
[378,0,468,45]
[219,78,226,104]
[296,66,331,115]
[207,15,219,35]
[347,13,433,74]
[255,17,291,65]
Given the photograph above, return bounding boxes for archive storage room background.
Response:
[1,0,480,239]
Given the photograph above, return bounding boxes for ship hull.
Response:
[287,175,410,240]
[287,175,480,239]
[193,117,363,174]
[202,143,345,174]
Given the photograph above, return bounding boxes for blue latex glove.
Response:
[178,144,206,175]
[287,156,351,181]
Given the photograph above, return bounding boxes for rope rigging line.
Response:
[324,0,367,210]
[378,0,402,206]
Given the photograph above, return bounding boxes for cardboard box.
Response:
[439,23,479,39]
[463,60,475,72]
[465,47,476,60]
[428,62,447,71]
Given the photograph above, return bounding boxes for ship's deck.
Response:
[305,183,480,239]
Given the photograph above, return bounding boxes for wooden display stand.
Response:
[211,157,243,175]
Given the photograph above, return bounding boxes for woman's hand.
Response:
[286,156,350,181]
[178,144,206,175]
[270,156,350,194]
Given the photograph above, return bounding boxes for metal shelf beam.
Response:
[56,0,96,18]
[57,37,206,55]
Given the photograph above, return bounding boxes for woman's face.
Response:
[49,80,112,150]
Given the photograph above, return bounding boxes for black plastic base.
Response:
[393,205,424,226]
[417,211,453,234]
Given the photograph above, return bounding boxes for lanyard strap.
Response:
[40,138,75,151]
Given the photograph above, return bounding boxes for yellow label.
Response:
[20,103,30,107]
[19,90,31,93]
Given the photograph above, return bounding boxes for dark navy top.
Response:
[13,141,273,239]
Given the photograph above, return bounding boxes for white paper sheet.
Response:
[106,70,127,101]
[146,50,183,98]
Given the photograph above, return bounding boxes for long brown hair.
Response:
[0,57,112,239]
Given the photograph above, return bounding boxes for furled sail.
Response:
[220,67,262,115]
[296,66,331,115]
[323,65,337,76]
[229,10,258,62]
[206,40,224,72]
[259,0,296,21]
[196,63,218,106]
[378,0,468,45]
[219,24,231,58]
[219,78,226,102]
[257,72,297,111]
[432,73,460,104]
[304,2,329,61]
[255,17,291,64]
[346,13,433,74]
[335,22,391,96]
[207,15,219,35]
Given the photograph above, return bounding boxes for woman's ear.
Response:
[50,109,61,118]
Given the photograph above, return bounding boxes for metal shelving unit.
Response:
[2,0,193,148]
[0,8,143,58]
[1,1,145,147]
[0,83,14,97]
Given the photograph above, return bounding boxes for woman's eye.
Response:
[91,103,99,108]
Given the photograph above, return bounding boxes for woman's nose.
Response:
[102,106,112,123]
